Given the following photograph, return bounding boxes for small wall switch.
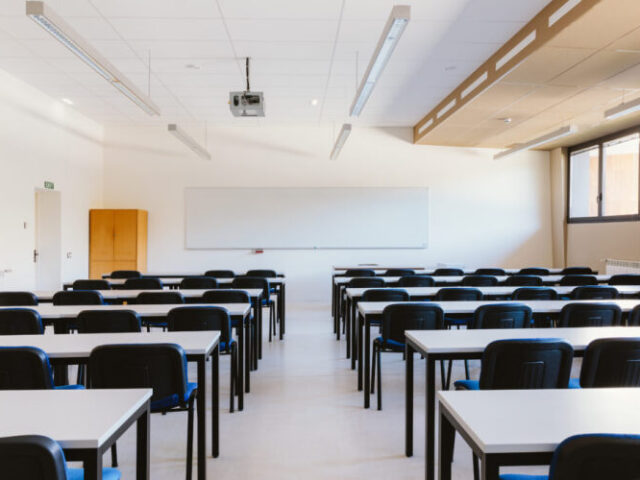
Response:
[66,252,72,259]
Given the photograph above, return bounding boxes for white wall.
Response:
[102,124,553,302]
[0,68,103,290]
[567,222,640,273]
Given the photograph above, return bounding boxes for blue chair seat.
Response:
[454,379,479,390]
[68,467,121,480]
[500,475,547,480]
[568,377,581,389]
[55,384,85,390]
[445,315,469,326]
[151,381,197,411]
[220,339,235,352]
[375,336,404,350]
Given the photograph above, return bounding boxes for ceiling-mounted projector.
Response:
[229,57,264,117]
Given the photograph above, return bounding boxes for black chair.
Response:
[571,286,618,300]
[397,275,435,287]
[202,289,251,304]
[245,269,277,278]
[136,291,185,331]
[474,268,506,276]
[372,303,445,410]
[609,274,640,286]
[562,266,594,275]
[433,268,464,276]
[501,434,640,480]
[346,278,385,288]
[0,435,121,480]
[519,268,550,276]
[383,269,415,277]
[361,288,409,303]
[0,292,38,306]
[168,306,239,412]
[436,288,483,329]
[505,275,543,286]
[72,279,110,290]
[90,344,197,480]
[512,287,558,300]
[0,346,82,390]
[109,270,141,279]
[0,308,43,334]
[77,310,141,333]
[558,303,623,327]
[52,290,104,306]
[344,269,376,277]
[573,338,640,388]
[179,276,219,290]
[470,304,532,329]
[559,275,598,286]
[462,275,498,287]
[629,305,640,326]
[204,270,236,278]
[123,277,163,290]
[232,277,276,341]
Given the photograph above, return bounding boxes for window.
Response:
[568,128,640,222]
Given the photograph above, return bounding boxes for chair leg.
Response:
[268,304,273,343]
[110,444,118,467]
[376,346,382,410]
[446,360,453,391]
[464,360,470,380]
[272,304,276,335]
[230,346,236,413]
[472,453,480,480]
[440,360,446,390]
[186,397,195,480]
[371,342,377,394]
[76,365,84,385]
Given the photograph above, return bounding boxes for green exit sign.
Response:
[44,181,54,190]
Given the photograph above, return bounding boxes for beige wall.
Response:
[549,147,567,267]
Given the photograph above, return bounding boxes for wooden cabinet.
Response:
[89,209,147,279]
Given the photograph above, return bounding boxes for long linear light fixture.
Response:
[329,123,352,160]
[493,125,577,160]
[168,124,211,160]
[349,5,410,117]
[604,97,640,120]
[26,1,160,116]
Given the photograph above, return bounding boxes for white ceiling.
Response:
[0,0,551,127]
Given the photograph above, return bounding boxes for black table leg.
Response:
[345,296,351,358]
[351,301,358,370]
[279,283,285,339]
[236,316,244,411]
[245,311,251,392]
[481,454,500,480]
[258,299,263,360]
[439,410,455,480]
[364,317,371,408]
[357,312,364,391]
[406,343,414,457]
[196,357,206,480]
[211,345,219,458]
[136,405,150,480]
[426,355,436,480]
[83,450,103,480]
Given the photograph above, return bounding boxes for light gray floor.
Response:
[110,303,550,479]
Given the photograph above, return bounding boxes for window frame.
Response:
[567,125,640,224]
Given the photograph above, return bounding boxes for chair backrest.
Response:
[361,289,409,302]
[0,346,54,389]
[202,289,251,304]
[433,268,464,276]
[0,292,38,306]
[123,278,163,290]
[630,305,640,326]
[344,269,376,277]
[470,304,532,329]
[346,278,385,288]
[245,269,277,278]
[179,276,219,290]
[398,275,435,287]
[474,268,506,276]
[381,303,445,344]
[168,306,232,344]
[505,275,543,286]
[571,286,618,300]
[110,270,141,279]
[0,309,44,335]
[52,290,104,306]
[479,339,573,389]
[77,310,141,333]
[609,274,640,286]
[579,338,640,388]
[559,275,598,286]
[512,287,558,301]
[462,275,498,287]
[90,343,189,410]
[435,287,483,301]
[0,435,68,480]
[231,277,270,299]
[136,291,184,305]
[72,279,110,290]
[383,269,415,277]
[549,434,640,480]
[519,267,550,275]
[558,303,623,327]
[204,270,235,278]
[562,266,594,275]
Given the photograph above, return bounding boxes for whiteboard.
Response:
[185,187,428,249]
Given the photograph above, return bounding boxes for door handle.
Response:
[33,249,39,263]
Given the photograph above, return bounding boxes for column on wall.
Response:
[549,147,567,268]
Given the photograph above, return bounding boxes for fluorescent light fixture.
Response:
[168,124,211,160]
[493,125,577,160]
[26,1,160,116]
[61,97,73,105]
[349,5,410,117]
[330,123,352,160]
[604,97,640,120]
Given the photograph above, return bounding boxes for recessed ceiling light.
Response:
[61,98,73,105]
[185,64,201,70]
[310,98,319,107]
[444,65,457,71]
[500,117,512,124]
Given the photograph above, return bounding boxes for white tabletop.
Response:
[0,330,220,358]
[0,389,151,449]
[438,388,640,454]
[336,275,611,285]
[0,303,251,318]
[102,277,285,286]
[333,265,427,271]
[405,326,640,355]
[334,267,567,274]
[34,289,263,301]
[358,299,640,316]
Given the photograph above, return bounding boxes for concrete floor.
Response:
[110,303,550,479]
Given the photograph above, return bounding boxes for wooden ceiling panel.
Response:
[500,47,594,84]
[549,50,640,87]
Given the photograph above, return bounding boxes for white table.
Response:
[404,326,640,480]
[0,389,151,480]
[0,331,220,480]
[438,388,640,480]
[35,288,264,302]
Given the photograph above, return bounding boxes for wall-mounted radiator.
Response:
[605,259,640,275]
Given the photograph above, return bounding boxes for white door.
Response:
[35,189,62,290]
